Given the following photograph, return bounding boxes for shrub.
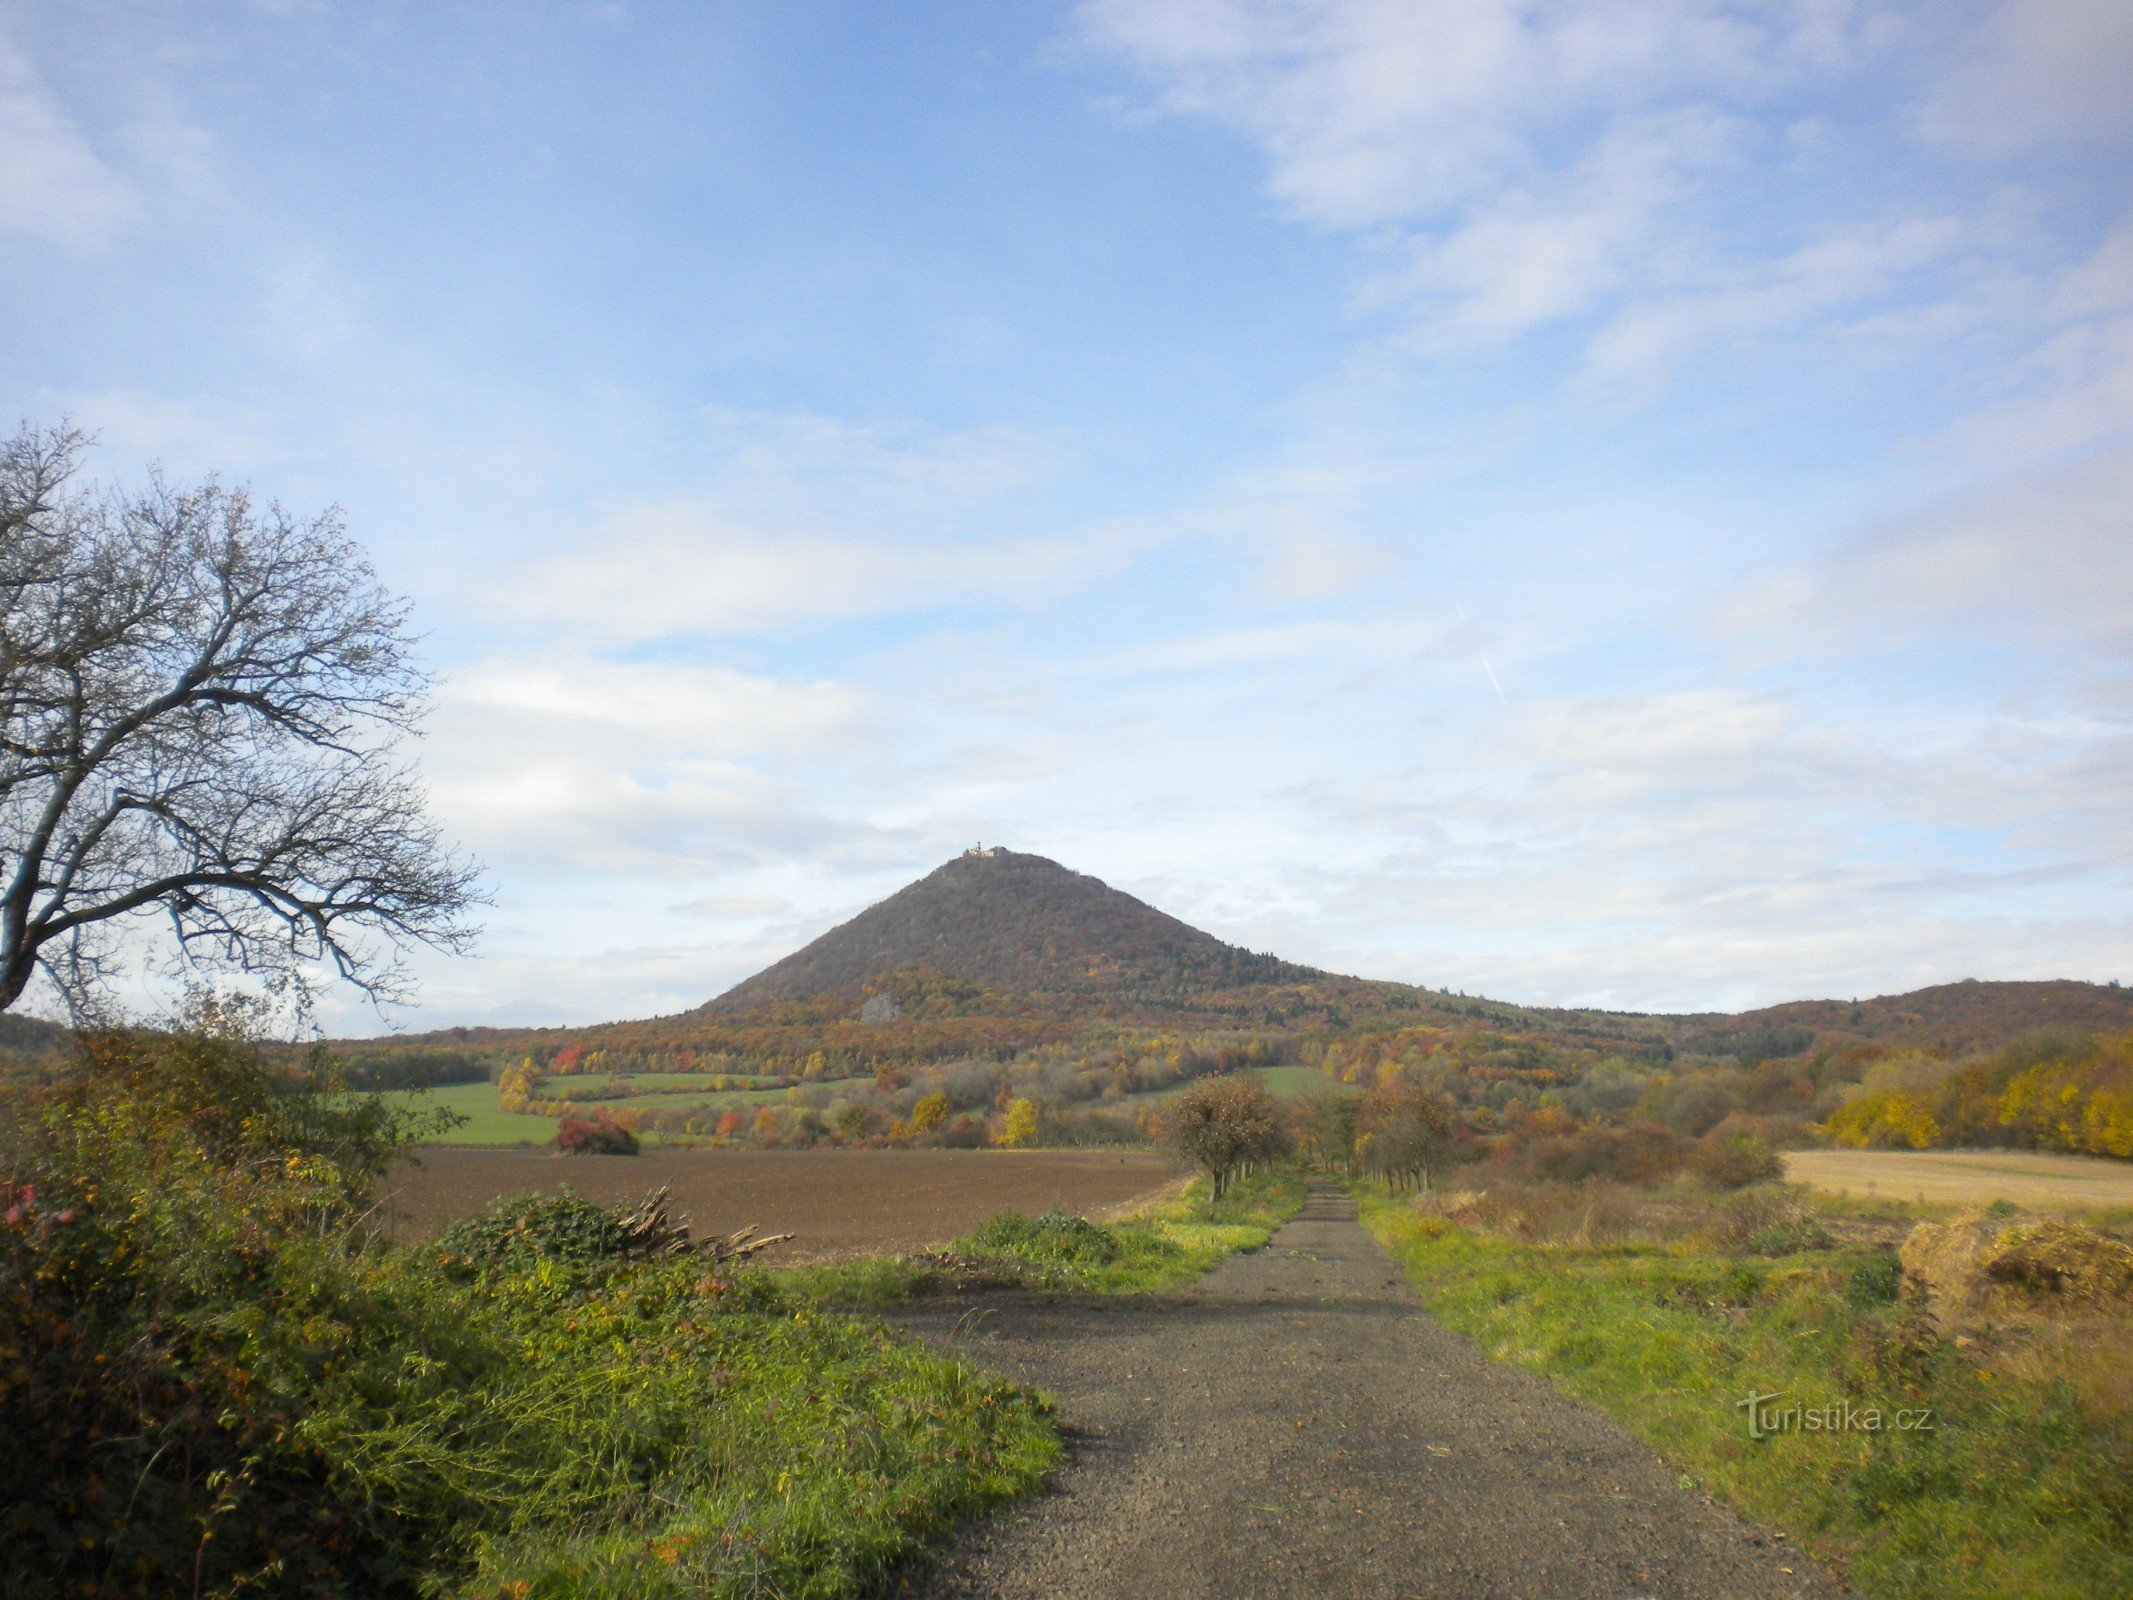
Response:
[1486,1120,1691,1188]
[1845,1251,1904,1308]
[1690,1130,1782,1190]
[0,1019,458,1596]
[965,1210,1126,1267]
[1708,1187,1832,1255]
[432,1187,658,1269]
[555,1108,639,1154]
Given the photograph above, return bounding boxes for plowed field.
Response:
[383,1146,1176,1262]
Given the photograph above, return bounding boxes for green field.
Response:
[1254,1064,1333,1096]
[379,1081,558,1144]
[373,1075,882,1145]
[622,1076,870,1112]
[546,1072,787,1094]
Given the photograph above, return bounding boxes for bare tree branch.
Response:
[0,424,483,1015]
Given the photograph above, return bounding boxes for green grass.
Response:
[617,1078,868,1111]
[367,1076,884,1143]
[542,1073,789,1101]
[568,1072,787,1089]
[1253,1064,1331,1096]
[374,1080,557,1143]
[1115,1065,1330,1110]
[1356,1190,2133,1600]
[403,1238,1058,1598]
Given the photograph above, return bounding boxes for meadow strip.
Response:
[1357,1189,2133,1600]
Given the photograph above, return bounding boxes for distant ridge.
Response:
[701,848,1318,1012]
[1716,978,2133,1055]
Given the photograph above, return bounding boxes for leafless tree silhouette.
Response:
[0,424,480,1016]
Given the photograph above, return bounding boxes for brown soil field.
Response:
[382,1146,1177,1262]
[1785,1148,2133,1212]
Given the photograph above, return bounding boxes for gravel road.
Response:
[888,1182,1852,1600]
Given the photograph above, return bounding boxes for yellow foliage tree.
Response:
[1823,1088,1939,1149]
[2083,1085,2133,1159]
[996,1097,1038,1148]
[909,1092,951,1134]
[498,1058,539,1114]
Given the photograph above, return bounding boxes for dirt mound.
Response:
[1900,1209,2133,1323]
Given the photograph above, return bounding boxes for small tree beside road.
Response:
[1163,1072,1288,1203]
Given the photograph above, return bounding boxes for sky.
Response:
[3,0,2130,1028]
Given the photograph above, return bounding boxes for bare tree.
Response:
[0,424,480,1015]
[1162,1072,1288,1204]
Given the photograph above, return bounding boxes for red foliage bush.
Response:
[554,1110,639,1155]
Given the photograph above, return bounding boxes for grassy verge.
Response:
[782,1168,1307,1305]
[1357,1189,2133,1600]
[401,1216,1059,1599]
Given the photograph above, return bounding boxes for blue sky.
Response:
[4,1,2130,1028]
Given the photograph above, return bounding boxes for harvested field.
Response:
[383,1146,1176,1263]
[1785,1148,2133,1212]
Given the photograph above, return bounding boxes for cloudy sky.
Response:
[4,1,2130,1027]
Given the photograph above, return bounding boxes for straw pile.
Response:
[1900,1208,2133,1324]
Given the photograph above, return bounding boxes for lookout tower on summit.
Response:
[963,844,997,859]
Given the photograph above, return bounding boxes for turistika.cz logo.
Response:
[1736,1390,1934,1441]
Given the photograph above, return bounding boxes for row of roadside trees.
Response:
[1162,1073,1460,1202]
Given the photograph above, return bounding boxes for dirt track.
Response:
[382,1146,1173,1262]
[891,1182,1851,1600]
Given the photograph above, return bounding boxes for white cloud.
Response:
[426,657,870,874]
[1581,211,1967,388]
[1078,0,1800,230]
[513,507,1125,641]
[42,389,281,479]
[1940,214,2133,467]
[0,33,142,250]
[1917,0,2133,155]
[1383,108,1728,344]
[1077,0,1909,373]
[1720,443,2133,655]
[504,411,1113,642]
[672,892,794,920]
[1080,0,2129,399]
[445,658,864,749]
